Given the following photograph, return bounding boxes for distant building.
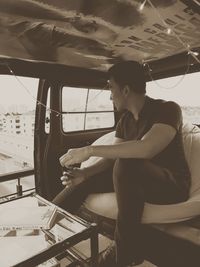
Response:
[0,111,35,165]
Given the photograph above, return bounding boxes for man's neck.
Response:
[128,94,146,121]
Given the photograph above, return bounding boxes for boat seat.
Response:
[81,122,200,229]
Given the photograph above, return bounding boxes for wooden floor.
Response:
[96,234,157,267]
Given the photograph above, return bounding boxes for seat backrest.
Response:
[182,122,200,197]
[81,131,115,167]
[82,123,200,197]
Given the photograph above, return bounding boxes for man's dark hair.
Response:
[108,60,146,94]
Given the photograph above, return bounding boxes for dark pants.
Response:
[53,159,189,266]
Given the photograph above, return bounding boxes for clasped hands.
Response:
[59,146,93,168]
[59,146,93,188]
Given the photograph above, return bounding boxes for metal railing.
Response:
[0,168,35,201]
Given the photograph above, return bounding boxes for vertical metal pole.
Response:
[16,178,23,196]
[90,223,99,267]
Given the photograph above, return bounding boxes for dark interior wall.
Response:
[0,51,199,87]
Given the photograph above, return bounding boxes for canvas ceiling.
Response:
[0,0,199,70]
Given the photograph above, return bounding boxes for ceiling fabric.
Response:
[0,0,199,70]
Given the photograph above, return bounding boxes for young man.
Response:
[53,61,191,267]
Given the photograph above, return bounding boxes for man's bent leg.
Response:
[52,167,114,213]
[113,158,189,266]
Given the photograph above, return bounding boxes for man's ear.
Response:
[123,85,130,97]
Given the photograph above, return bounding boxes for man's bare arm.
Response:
[59,123,176,167]
[91,123,176,159]
[82,137,123,178]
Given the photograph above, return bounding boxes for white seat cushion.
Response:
[82,123,200,224]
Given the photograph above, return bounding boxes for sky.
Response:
[146,71,200,107]
[0,71,199,114]
[0,75,38,113]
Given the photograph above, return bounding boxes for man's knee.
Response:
[114,158,146,173]
[113,158,146,184]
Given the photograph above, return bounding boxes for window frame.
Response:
[60,85,116,134]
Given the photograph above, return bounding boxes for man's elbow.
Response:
[144,145,164,159]
[140,143,156,159]
[143,149,154,159]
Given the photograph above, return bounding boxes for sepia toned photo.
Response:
[0,1,200,266]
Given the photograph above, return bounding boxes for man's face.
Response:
[108,77,126,111]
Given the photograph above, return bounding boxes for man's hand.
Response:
[59,146,92,167]
[60,168,87,187]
